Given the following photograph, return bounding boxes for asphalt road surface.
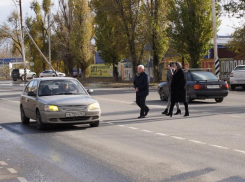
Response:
[0,81,245,182]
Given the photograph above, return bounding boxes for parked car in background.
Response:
[39,70,66,78]
[11,69,36,81]
[230,65,245,90]
[157,71,229,103]
[73,68,81,78]
[20,77,100,130]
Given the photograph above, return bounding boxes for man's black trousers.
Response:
[136,95,149,116]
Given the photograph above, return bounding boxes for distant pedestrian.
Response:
[134,65,150,119]
[162,63,180,115]
[168,62,189,117]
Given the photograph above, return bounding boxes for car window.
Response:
[38,79,87,96]
[24,81,34,93]
[31,81,38,95]
[186,73,192,81]
[191,71,218,81]
[12,69,19,73]
[235,66,245,70]
[43,70,51,73]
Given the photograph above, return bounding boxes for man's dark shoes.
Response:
[138,116,145,119]
[184,112,189,117]
[162,109,168,115]
[145,108,150,116]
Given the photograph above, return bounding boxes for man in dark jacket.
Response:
[134,65,150,118]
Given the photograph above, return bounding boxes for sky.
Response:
[0,0,243,36]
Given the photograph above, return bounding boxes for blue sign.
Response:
[0,58,23,65]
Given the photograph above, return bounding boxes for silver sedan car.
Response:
[20,77,101,130]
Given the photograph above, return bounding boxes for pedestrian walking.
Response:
[134,65,150,119]
[162,63,181,115]
[168,62,189,117]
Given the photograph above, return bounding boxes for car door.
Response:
[28,80,38,119]
[21,81,34,118]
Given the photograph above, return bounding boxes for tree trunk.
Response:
[182,56,185,69]
[112,62,119,82]
[77,65,79,78]
[64,54,74,77]
[151,0,160,83]
[80,63,86,80]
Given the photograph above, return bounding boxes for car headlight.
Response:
[44,105,59,112]
[88,102,100,110]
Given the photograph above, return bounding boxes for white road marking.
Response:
[172,136,186,140]
[209,145,229,149]
[0,98,19,103]
[231,115,240,118]
[234,149,245,154]
[0,161,7,165]
[142,130,153,133]
[189,140,206,145]
[7,168,18,173]
[155,133,168,136]
[17,177,28,182]
[118,125,125,127]
[103,122,113,124]
[128,127,138,130]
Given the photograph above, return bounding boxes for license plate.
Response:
[207,85,220,89]
[66,112,85,117]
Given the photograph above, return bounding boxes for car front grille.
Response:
[61,105,87,111]
[59,116,90,122]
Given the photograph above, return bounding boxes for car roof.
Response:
[32,77,74,81]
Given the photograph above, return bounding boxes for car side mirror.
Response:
[87,89,93,94]
[28,91,36,97]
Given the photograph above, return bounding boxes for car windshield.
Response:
[38,80,86,96]
[235,66,245,70]
[191,71,218,81]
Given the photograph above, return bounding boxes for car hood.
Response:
[38,95,98,106]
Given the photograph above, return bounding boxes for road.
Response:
[0,81,245,182]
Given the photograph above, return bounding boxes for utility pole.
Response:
[212,0,220,77]
[48,13,51,70]
[18,0,27,81]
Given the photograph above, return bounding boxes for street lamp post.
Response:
[18,0,27,81]
[48,13,51,70]
[212,0,220,77]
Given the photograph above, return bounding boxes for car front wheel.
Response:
[90,121,99,127]
[215,98,224,103]
[20,106,30,124]
[36,110,46,130]
[160,88,167,101]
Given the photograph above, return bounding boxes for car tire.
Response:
[90,121,99,127]
[160,88,167,101]
[215,98,224,103]
[231,85,236,90]
[20,106,30,124]
[13,78,17,81]
[36,110,46,130]
[242,86,245,90]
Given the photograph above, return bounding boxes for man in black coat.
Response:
[134,65,150,118]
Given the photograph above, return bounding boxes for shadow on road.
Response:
[160,167,215,182]
[0,122,91,135]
